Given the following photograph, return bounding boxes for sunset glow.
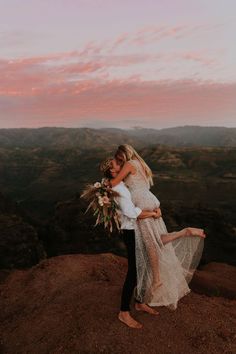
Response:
[0,0,235,128]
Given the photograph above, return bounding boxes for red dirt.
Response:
[0,253,235,354]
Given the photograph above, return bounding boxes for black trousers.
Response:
[120,229,142,311]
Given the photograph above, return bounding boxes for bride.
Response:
[110,144,205,310]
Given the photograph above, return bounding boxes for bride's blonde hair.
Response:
[115,144,154,186]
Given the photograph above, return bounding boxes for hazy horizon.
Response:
[0,124,235,131]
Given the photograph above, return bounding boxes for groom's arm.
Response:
[117,194,142,219]
[138,210,157,219]
[118,192,156,220]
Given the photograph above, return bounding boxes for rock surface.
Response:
[190,262,236,299]
[0,254,235,354]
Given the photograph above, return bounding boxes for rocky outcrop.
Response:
[191,262,236,299]
[160,202,236,266]
[0,254,235,354]
[157,151,185,167]
[0,192,46,269]
[0,214,46,269]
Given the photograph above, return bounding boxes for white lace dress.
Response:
[124,159,204,310]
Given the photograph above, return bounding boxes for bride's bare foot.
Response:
[118,311,143,329]
[183,227,206,238]
[135,303,159,315]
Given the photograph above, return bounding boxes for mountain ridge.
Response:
[0,126,236,147]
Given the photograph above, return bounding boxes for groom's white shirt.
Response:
[112,181,142,230]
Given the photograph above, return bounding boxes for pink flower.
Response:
[102,196,110,205]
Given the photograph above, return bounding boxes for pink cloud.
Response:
[1,78,235,128]
[132,25,187,45]
[0,21,220,98]
[0,51,158,97]
[0,46,218,99]
[179,52,217,66]
[104,25,191,52]
[108,23,220,50]
[0,22,232,128]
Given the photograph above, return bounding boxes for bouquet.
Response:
[80,178,121,234]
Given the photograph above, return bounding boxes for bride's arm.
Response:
[110,161,135,187]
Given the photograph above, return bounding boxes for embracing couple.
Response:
[99,144,206,329]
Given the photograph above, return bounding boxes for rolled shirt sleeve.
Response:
[118,194,142,219]
[134,207,142,217]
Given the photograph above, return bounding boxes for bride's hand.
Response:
[153,208,162,218]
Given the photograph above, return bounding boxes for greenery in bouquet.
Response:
[80,178,121,234]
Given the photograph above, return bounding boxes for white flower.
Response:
[98,200,104,206]
[94,182,101,188]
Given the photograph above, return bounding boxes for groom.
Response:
[100,157,161,329]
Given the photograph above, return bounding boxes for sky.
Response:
[0,0,235,129]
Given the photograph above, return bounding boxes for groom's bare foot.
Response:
[135,303,159,315]
[183,227,206,238]
[118,311,143,329]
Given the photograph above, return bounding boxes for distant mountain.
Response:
[0,127,142,149]
[128,126,236,147]
[0,126,236,148]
